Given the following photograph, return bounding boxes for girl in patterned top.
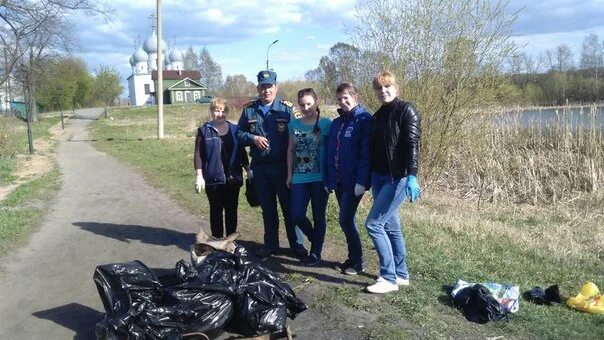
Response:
[286,88,332,266]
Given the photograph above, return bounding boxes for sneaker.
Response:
[340,259,354,271]
[396,277,410,286]
[292,246,308,257]
[340,259,364,274]
[301,254,320,266]
[366,277,399,294]
[343,264,365,275]
[255,247,277,259]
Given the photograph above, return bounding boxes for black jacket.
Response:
[371,97,421,178]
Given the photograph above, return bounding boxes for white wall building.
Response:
[127,27,185,106]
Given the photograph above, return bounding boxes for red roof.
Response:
[151,70,201,80]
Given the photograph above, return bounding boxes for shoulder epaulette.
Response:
[245,100,256,108]
[281,100,294,108]
[293,108,302,119]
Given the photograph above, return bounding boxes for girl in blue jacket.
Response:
[325,83,372,275]
[194,98,251,238]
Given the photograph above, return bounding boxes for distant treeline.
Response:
[505,68,604,106]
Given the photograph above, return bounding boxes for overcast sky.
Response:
[70,0,604,89]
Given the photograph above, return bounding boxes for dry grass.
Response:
[412,190,603,268]
[440,105,604,205]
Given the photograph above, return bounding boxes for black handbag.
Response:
[245,178,260,207]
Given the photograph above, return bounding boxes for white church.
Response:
[127,22,207,106]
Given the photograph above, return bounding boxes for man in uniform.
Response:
[237,70,306,259]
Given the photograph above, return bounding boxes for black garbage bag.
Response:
[94,260,233,339]
[188,249,307,336]
[94,247,307,339]
[228,263,308,336]
[93,260,180,339]
[453,284,508,324]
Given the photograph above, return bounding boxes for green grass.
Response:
[0,115,61,255]
[91,106,604,340]
[0,169,60,254]
[0,115,62,184]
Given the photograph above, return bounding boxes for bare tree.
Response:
[540,49,556,71]
[182,46,198,71]
[346,0,518,181]
[579,33,603,100]
[555,43,574,72]
[1,0,111,120]
[580,33,603,70]
[198,47,223,95]
[222,74,254,98]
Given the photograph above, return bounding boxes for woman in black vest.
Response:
[194,98,251,238]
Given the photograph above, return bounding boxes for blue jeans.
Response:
[365,173,409,283]
[253,163,304,250]
[291,181,328,259]
[335,183,363,267]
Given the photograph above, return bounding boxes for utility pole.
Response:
[156,0,164,139]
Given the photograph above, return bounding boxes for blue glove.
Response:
[405,175,420,202]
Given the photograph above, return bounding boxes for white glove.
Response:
[354,184,365,197]
[195,175,205,193]
[247,169,254,179]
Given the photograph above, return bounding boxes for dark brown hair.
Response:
[336,82,358,99]
[297,88,321,135]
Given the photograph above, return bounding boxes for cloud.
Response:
[61,0,359,95]
[513,25,604,63]
[202,8,237,25]
[64,0,604,96]
[508,0,604,35]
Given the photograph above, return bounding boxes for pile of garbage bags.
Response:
[93,247,307,339]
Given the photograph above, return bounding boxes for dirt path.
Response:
[0,108,205,339]
[0,108,378,339]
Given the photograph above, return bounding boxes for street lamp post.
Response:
[56,86,64,130]
[266,40,279,70]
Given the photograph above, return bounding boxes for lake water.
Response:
[507,106,604,129]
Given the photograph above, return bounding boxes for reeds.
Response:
[440,104,604,205]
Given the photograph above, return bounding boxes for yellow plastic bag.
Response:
[566,282,604,314]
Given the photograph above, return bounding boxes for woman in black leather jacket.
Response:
[364,71,421,294]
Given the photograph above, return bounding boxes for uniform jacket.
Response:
[325,105,373,191]
[236,97,295,166]
[371,97,421,178]
[194,121,249,186]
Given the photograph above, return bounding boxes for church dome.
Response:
[132,47,148,62]
[164,51,171,64]
[143,30,166,54]
[129,55,134,66]
[169,48,183,62]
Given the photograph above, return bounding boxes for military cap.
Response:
[257,70,277,85]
